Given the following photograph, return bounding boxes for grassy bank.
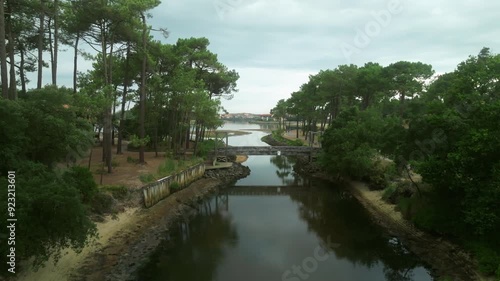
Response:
[137,157,204,184]
[262,130,304,146]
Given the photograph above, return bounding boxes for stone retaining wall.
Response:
[142,163,205,208]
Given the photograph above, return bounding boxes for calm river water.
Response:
[136,122,434,281]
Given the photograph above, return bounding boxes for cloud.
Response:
[220,67,312,114]
[26,0,500,114]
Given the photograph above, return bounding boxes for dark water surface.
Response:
[136,122,433,281]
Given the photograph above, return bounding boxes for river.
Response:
[136,122,434,281]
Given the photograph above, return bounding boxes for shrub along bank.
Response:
[270,49,500,278]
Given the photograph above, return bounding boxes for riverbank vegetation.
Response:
[271,48,500,277]
[139,157,203,184]
[0,0,239,276]
[270,130,305,146]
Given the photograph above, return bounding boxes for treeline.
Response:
[0,0,238,275]
[272,48,500,277]
[0,0,238,171]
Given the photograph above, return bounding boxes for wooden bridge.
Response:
[214,146,321,156]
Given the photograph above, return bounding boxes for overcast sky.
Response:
[35,0,500,114]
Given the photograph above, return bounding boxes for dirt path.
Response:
[349,181,489,281]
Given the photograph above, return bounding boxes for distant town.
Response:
[220,113,274,121]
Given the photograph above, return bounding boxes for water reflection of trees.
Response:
[270,156,306,186]
[136,198,238,281]
[270,156,293,185]
[289,186,426,281]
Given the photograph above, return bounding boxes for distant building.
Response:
[255,114,272,121]
[220,113,274,121]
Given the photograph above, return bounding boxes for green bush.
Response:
[272,129,284,139]
[384,162,400,180]
[496,264,500,280]
[170,182,181,193]
[465,242,500,275]
[127,156,140,164]
[397,197,413,220]
[0,161,98,273]
[367,172,387,190]
[101,185,129,200]
[129,134,151,148]
[139,173,155,183]
[62,166,98,203]
[90,191,115,214]
[94,167,106,174]
[289,139,304,146]
[269,130,304,146]
[367,160,397,190]
[195,139,224,158]
[158,158,176,175]
[382,183,397,203]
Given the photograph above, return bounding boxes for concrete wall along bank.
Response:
[142,163,206,208]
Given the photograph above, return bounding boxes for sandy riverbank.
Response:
[14,178,222,281]
[13,161,249,281]
[235,154,248,163]
[349,180,490,281]
[14,207,140,281]
[263,130,491,281]
[75,178,222,281]
[6,134,252,281]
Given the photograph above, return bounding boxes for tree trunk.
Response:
[37,0,45,89]
[100,22,112,173]
[111,85,117,146]
[108,34,114,85]
[399,90,406,117]
[48,18,53,79]
[73,33,79,93]
[138,13,147,164]
[185,112,191,150]
[51,0,58,85]
[154,126,158,157]
[296,119,299,138]
[6,1,16,99]
[193,123,200,156]
[117,43,130,154]
[200,126,206,142]
[0,0,7,97]
[19,45,26,94]
[87,146,93,169]
[109,36,115,146]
